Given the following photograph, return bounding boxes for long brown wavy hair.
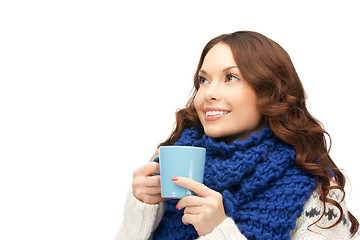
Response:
[159,31,358,237]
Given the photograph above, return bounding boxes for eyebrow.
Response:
[199,66,239,75]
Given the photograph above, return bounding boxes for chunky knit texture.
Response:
[153,126,316,240]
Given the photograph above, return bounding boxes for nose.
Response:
[205,81,220,101]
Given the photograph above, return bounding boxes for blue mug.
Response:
[152,146,206,199]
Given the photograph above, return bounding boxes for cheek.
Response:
[233,94,260,121]
[245,101,262,124]
[194,93,202,114]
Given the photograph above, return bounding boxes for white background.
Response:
[1,0,359,239]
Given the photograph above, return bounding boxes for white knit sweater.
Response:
[116,185,351,240]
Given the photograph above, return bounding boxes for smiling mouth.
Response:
[205,111,230,116]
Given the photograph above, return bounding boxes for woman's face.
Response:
[194,42,265,142]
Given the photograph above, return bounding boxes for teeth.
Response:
[205,111,229,116]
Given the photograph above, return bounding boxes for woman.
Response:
[116,31,358,239]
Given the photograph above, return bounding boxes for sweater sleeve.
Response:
[290,185,351,239]
[196,217,247,240]
[115,189,165,240]
[197,186,352,240]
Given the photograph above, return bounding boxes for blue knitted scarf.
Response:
[153,126,316,240]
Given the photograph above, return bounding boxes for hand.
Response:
[132,149,163,204]
[173,177,227,236]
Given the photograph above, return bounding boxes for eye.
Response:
[197,76,209,85]
[225,73,239,83]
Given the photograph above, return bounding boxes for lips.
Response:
[204,108,230,121]
[205,110,230,116]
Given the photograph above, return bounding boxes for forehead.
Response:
[201,43,236,70]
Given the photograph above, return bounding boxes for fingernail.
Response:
[176,204,178,210]
[172,177,178,182]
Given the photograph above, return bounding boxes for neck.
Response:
[216,118,268,144]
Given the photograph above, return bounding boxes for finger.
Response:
[134,162,160,177]
[177,195,203,210]
[146,162,160,176]
[184,206,202,215]
[146,186,161,194]
[141,193,163,205]
[144,175,161,187]
[133,184,161,196]
[182,213,197,225]
[172,177,210,197]
[132,179,161,195]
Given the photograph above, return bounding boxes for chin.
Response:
[204,128,229,139]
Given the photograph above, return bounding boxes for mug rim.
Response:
[159,146,205,150]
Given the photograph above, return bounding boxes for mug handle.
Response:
[151,156,160,176]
